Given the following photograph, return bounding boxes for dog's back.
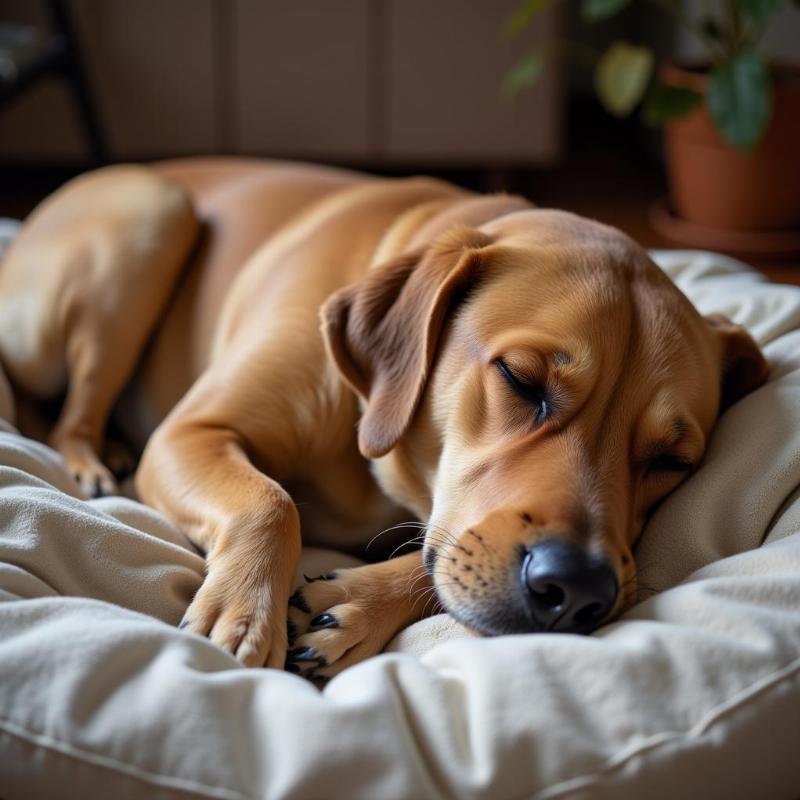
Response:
[0,159,466,492]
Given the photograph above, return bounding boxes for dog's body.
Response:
[0,158,767,678]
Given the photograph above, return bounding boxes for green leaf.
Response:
[594,41,655,117]
[582,0,634,21]
[642,82,702,125]
[737,0,784,26]
[503,51,546,97]
[708,51,772,150]
[502,0,557,37]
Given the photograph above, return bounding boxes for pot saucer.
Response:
[650,197,800,260]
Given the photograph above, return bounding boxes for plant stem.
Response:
[646,0,727,63]
[727,0,742,56]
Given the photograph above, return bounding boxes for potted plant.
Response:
[504,0,800,251]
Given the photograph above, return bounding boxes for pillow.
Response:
[1,250,799,799]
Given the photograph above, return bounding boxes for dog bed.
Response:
[1,250,799,799]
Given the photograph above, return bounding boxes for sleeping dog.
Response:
[0,158,767,679]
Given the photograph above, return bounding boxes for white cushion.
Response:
[1,250,799,798]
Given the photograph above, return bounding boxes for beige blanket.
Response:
[1,250,799,799]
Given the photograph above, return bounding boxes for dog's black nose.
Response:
[521,539,618,633]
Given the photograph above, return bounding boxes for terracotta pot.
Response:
[661,61,800,232]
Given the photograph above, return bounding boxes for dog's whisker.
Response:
[387,540,422,560]
[406,568,432,597]
[424,521,459,544]
[410,581,442,604]
[365,522,458,562]
[411,578,457,605]
[366,520,462,565]
[405,562,428,583]
[634,583,659,602]
[613,572,659,606]
[404,560,427,580]
[387,531,447,560]
[412,584,437,611]
[419,583,453,617]
[365,521,428,553]
[394,532,454,560]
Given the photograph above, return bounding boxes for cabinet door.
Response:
[385,0,564,164]
[73,0,217,157]
[233,0,371,159]
[0,0,217,161]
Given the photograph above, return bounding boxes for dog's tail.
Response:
[0,218,22,269]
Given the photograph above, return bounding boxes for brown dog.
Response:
[0,158,767,679]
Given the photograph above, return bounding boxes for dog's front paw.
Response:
[285,561,426,681]
[179,558,290,669]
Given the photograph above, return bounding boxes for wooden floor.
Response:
[1,139,798,286]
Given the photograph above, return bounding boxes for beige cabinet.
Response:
[233,0,371,159]
[386,0,562,163]
[0,0,563,165]
[75,0,218,157]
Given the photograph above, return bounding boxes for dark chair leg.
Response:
[47,0,108,166]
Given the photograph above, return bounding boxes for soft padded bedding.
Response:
[1,250,799,799]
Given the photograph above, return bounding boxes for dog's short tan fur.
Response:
[0,158,767,677]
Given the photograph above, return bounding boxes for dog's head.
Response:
[322,209,767,635]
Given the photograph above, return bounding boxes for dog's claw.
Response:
[303,571,338,584]
[285,644,327,681]
[286,647,328,667]
[69,462,118,499]
[309,613,338,630]
[288,589,311,613]
[178,618,191,630]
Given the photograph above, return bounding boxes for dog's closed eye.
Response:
[645,453,694,477]
[495,358,549,422]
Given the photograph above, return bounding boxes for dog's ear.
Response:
[705,313,769,410]
[322,227,493,458]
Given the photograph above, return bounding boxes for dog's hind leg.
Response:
[0,166,199,496]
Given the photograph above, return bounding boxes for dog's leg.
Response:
[285,551,436,679]
[0,166,198,497]
[137,416,302,669]
[49,329,144,497]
